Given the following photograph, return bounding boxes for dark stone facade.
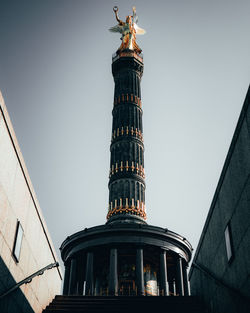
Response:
[189,86,250,313]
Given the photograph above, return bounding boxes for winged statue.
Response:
[109,6,146,54]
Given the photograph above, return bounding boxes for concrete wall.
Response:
[189,86,250,313]
[0,92,62,312]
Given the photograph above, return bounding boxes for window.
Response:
[224,223,233,262]
[12,221,23,262]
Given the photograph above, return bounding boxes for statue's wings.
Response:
[109,25,124,34]
[134,24,146,35]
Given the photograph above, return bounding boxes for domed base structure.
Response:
[60,223,192,297]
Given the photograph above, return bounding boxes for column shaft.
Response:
[136,248,145,296]
[68,258,77,295]
[176,256,184,296]
[109,248,118,295]
[85,252,94,296]
[77,254,85,295]
[160,250,169,296]
[63,261,70,295]
[182,262,190,296]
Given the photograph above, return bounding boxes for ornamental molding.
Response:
[112,126,143,142]
[107,199,146,220]
[109,161,145,179]
[114,93,142,107]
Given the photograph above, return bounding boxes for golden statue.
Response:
[109,6,146,55]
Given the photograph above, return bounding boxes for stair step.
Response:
[43,295,205,313]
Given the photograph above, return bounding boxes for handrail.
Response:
[192,261,250,302]
[0,261,59,299]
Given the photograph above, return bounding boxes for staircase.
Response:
[43,295,205,313]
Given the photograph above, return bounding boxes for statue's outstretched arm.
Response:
[113,6,124,25]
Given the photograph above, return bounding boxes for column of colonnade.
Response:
[62,248,190,297]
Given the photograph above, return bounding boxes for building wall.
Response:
[189,86,250,313]
[0,92,62,312]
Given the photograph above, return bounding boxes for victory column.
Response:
[60,7,192,298]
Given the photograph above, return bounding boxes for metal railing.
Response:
[88,285,178,297]
[0,261,59,299]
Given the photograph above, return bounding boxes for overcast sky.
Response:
[1,0,250,268]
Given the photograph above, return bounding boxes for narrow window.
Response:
[12,221,24,262]
[224,223,233,262]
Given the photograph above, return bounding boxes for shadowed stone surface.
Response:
[190,86,250,313]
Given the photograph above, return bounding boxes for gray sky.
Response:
[1,0,250,267]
